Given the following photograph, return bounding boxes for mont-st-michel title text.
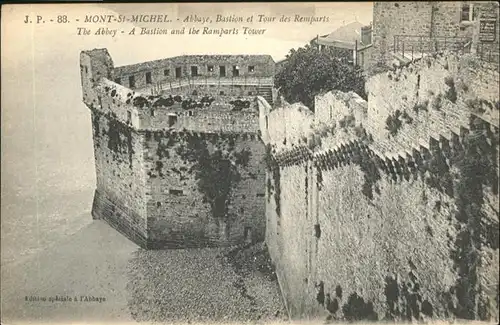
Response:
[23,13,330,37]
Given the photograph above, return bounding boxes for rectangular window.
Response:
[219,65,226,77]
[114,78,121,85]
[164,69,170,76]
[191,66,198,77]
[146,72,152,84]
[168,114,177,127]
[175,67,182,78]
[232,65,240,77]
[461,4,472,22]
[207,65,214,72]
[248,65,255,73]
[169,189,184,196]
[127,111,132,124]
[129,75,135,88]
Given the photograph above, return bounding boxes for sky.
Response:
[1,2,373,241]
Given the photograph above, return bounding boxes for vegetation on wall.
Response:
[264,144,281,216]
[444,77,457,103]
[384,269,435,321]
[317,282,378,322]
[100,111,135,168]
[169,133,255,223]
[156,135,175,160]
[352,148,381,200]
[385,110,403,137]
[385,110,413,137]
[354,125,374,144]
[234,148,251,167]
[338,114,356,131]
[229,99,251,111]
[275,44,366,112]
[175,136,238,221]
[425,147,454,197]
[465,98,496,115]
[413,100,429,114]
[447,116,499,320]
[431,94,443,111]
[92,113,100,138]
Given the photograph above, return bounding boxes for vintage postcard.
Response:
[1,2,499,325]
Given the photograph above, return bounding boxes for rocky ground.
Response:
[126,242,288,324]
[2,213,287,324]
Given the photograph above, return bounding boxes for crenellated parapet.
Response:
[262,50,499,173]
[264,101,498,202]
[82,55,262,135]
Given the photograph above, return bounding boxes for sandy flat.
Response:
[1,217,286,325]
[1,219,138,324]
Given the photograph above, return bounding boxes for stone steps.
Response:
[257,86,273,105]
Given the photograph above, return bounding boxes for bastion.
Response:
[80,48,275,248]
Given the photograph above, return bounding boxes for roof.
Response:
[325,21,364,43]
[317,21,371,50]
[317,39,357,50]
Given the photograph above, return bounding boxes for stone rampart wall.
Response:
[263,52,499,321]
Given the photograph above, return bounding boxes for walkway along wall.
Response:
[259,51,499,322]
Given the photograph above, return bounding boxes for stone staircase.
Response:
[257,85,273,105]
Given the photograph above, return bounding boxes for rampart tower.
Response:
[80,48,275,248]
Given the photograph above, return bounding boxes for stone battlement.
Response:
[81,49,265,134]
[93,78,260,133]
[81,48,272,249]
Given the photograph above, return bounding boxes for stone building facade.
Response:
[112,54,275,104]
[80,49,273,248]
[371,1,499,67]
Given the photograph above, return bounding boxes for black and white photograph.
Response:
[1,2,499,325]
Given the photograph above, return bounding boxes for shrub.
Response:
[385,110,403,136]
[431,94,443,111]
[413,100,429,114]
[444,77,457,103]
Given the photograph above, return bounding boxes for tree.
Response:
[274,44,366,112]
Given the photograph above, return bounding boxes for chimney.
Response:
[361,25,372,45]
